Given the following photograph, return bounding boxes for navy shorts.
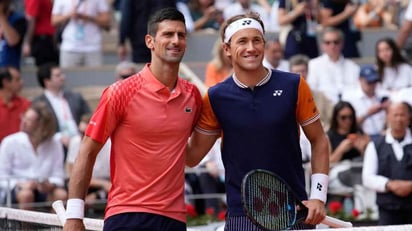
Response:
[103,212,186,231]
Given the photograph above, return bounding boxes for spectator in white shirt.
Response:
[223,0,270,30]
[263,38,289,72]
[343,64,389,143]
[362,101,412,225]
[307,27,360,103]
[0,101,67,210]
[375,37,412,96]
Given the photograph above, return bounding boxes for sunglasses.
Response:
[323,40,341,45]
[338,115,352,121]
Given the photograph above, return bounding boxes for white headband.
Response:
[224,18,264,43]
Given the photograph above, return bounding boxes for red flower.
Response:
[186,204,198,217]
[205,207,215,216]
[217,210,226,221]
[328,201,342,214]
[352,209,360,218]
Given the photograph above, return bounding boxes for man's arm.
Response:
[304,120,329,175]
[301,120,330,225]
[397,20,412,48]
[63,136,104,231]
[186,131,219,167]
[23,16,35,57]
[0,11,23,46]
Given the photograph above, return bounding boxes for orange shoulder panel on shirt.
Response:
[296,76,319,126]
[196,92,221,134]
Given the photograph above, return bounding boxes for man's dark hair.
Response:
[0,67,12,89]
[147,7,185,36]
[37,62,59,88]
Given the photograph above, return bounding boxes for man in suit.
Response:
[34,62,90,150]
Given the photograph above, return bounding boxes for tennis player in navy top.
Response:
[187,12,330,230]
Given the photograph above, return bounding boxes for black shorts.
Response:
[103,212,186,231]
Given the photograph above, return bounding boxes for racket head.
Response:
[241,169,308,230]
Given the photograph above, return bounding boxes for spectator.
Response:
[353,0,398,29]
[176,0,195,32]
[187,0,224,31]
[278,0,321,59]
[327,101,370,194]
[34,62,90,151]
[343,64,389,143]
[223,0,270,31]
[118,0,177,63]
[391,86,412,107]
[51,0,111,68]
[0,101,67,210]
[0,0,27,69]
[204,39,232,88]
[23,0,59,67]
[263,38,289,72]
[362,101,412,225]
[321,0,361,58]
[66,113,111,206]
[307,27,360,103]
[115,60,138,81]
[0,66,30,143]
[289,54,333,131]
[375,37,412,96]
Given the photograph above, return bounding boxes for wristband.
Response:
[65,199,85,219]
[309,173,328,203]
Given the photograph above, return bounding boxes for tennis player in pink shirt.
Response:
[63,8,202,231]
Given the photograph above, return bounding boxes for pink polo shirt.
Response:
[86,64,201,222]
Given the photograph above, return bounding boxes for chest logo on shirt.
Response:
[273,90,283,96]
[185,107,192,113]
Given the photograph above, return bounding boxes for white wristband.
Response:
[65,199,85,219]
[309,173,328,203]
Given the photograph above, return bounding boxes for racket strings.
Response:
[245,172,296,230]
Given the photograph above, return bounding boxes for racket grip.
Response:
[322,215,353,228]
[52,200,67,225]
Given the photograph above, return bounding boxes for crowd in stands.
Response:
[0,0,411,225]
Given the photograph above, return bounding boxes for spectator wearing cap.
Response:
[115,61,138,81]
[342,64,389,142]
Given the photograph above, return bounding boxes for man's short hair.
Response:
[147,7,186,36]
[37,62,59,88]
[0,67,12,89]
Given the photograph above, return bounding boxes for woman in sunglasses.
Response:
[327,101,370,195]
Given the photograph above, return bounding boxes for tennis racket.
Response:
[241,169,353,230]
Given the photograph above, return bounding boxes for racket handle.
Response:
[52,200,67,225]
[322,215,353,228]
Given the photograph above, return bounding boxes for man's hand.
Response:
[387,180,412,197]
[301,199,326,225]
[118,45,127,61]
[63,219,85,231]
